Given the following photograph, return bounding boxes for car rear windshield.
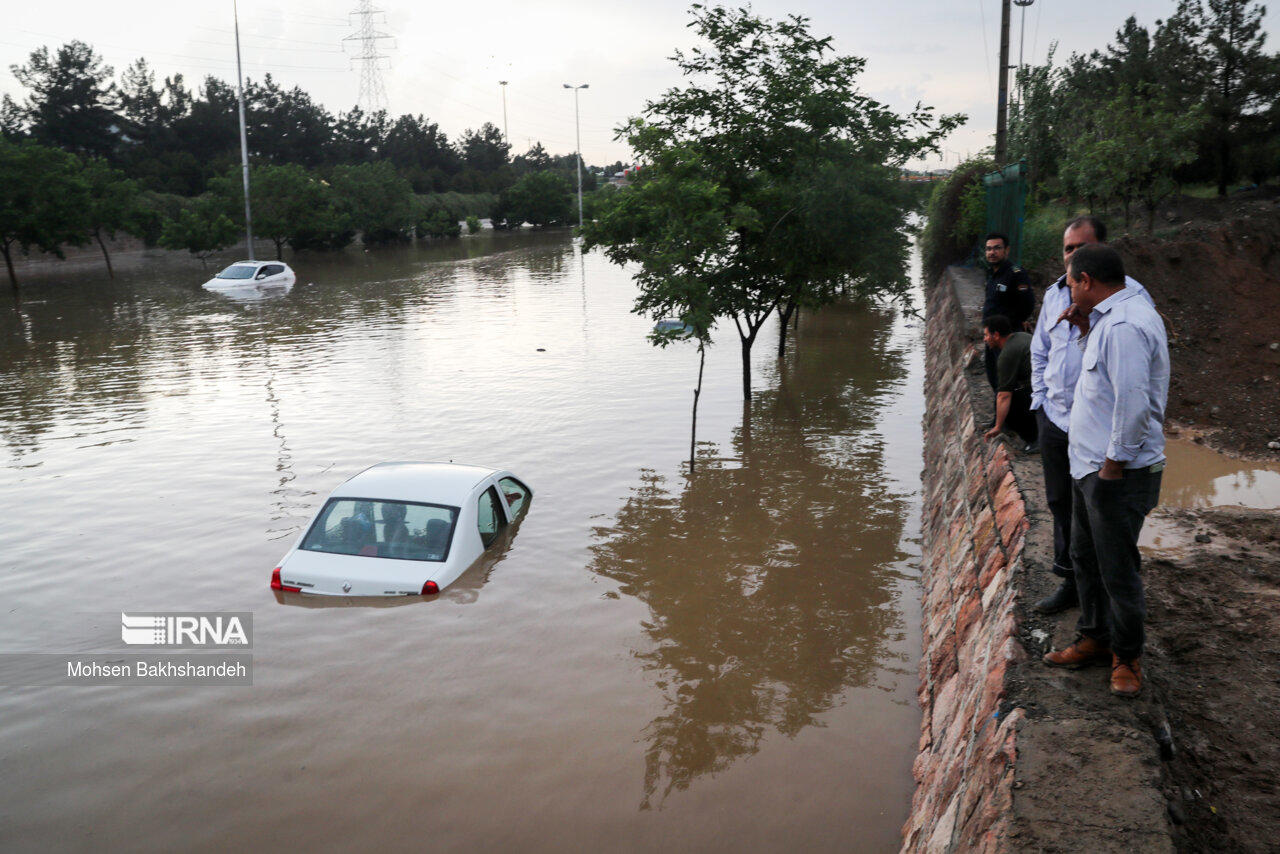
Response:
[299,499,458,562]
[216,264,258,280]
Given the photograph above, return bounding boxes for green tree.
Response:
[498,170,573,227]
[1062,89,1207,228]
[585,4,961,399]
[81,157,139,278]
[329,160,415,244]
[9,41,120,159]
[209,163,340,259]
[244,74,334,168]
[1202,0,1278,194]
[0,139,90,293]
[158,198,238,266]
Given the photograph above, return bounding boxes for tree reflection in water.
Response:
[589,301,915,809]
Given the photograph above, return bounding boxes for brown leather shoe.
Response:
[1111,656,1143,698]
[1043,636,1112,669]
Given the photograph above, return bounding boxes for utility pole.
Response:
[995,0,1012,166]
[498,80,509,145]
[1014,0,1034,108]
[565,82,588,230]
[233,0,253,260]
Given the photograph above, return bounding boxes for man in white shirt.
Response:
[1042,245,1168,698]
[1029,216,1152,615]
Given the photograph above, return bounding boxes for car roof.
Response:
[332,461,502,506]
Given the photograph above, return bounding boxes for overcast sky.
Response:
[6,1,1278,169]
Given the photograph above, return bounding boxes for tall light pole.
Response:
[1014,0,1034,108]
[233,0,253,260]
[498,80,509,145]
[563,83,588,229]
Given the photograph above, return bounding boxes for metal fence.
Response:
[983,161,1028,265]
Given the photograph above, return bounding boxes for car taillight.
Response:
[421,581,439,596]
[271,567,301,593]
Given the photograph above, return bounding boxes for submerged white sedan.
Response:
[271,462,532,597]
[203,260,296,293]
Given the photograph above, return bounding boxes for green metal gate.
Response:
[983,161,1028,265]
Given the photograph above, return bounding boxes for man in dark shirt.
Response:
[982,314,1037,447]
[982,233,1036,411]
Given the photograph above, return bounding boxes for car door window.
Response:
[259,264,284,278]
[499,477,530,517]
[477,486,506,548]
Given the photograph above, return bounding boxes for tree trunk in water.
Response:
[740,335,753,401]
[276,240,285,261]
[689,341,706,473]
[3,243,18,297]
[94,229,114,279]
[776,301,796,359]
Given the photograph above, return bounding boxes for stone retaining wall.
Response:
[903,266,1176,853]
[901,266,1029,852]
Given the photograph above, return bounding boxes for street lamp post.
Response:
[563,83,588,230]
[1014,0,1034,108]
[498,80,509,145]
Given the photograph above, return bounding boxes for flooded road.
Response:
[0,232,925,851]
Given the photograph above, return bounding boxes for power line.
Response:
[7,31,345,72]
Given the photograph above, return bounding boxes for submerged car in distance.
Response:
[203,260,296,294]
[271,462,532,597]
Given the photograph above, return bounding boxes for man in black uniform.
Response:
[982,233,1035,414]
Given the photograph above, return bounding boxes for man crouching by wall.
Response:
[1042,244,1169,698]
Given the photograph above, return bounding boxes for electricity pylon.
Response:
[343,0,394,113]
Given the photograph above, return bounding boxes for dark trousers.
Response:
[1005,389,1038,444]
[1036,410,1072,579]
[1070,468,1162,660]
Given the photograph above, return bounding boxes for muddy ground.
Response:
[963,285,1280,854]
[1018,195,1280,849]
[1028,187,1280,459]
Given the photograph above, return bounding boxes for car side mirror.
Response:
[255,272,267,280]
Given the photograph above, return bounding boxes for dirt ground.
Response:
[1004,452,1280,853]
[1028,187,1280,459]
[1009,196,1280,849]
[957,221,1280,846]
[1144,507,1280,852]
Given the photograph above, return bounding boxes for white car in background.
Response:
[271,462,532,597]
[203,260,296,293]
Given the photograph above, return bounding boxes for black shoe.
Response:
[1022,441,1040,454]
[1035,579,1078,615]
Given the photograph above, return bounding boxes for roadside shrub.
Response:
[1020,201,1068,275]
[465,215,480,234]
[415,204,461,239]
[920,157,993,280]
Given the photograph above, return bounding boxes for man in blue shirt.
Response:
[1029,216,1152,615]
[1042,245,1168,698]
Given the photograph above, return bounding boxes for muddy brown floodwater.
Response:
[0,231,926,852]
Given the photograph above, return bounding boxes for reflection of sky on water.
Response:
[590,302,917,809]
[1158,437,1280,510]
[0,231,926,851]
